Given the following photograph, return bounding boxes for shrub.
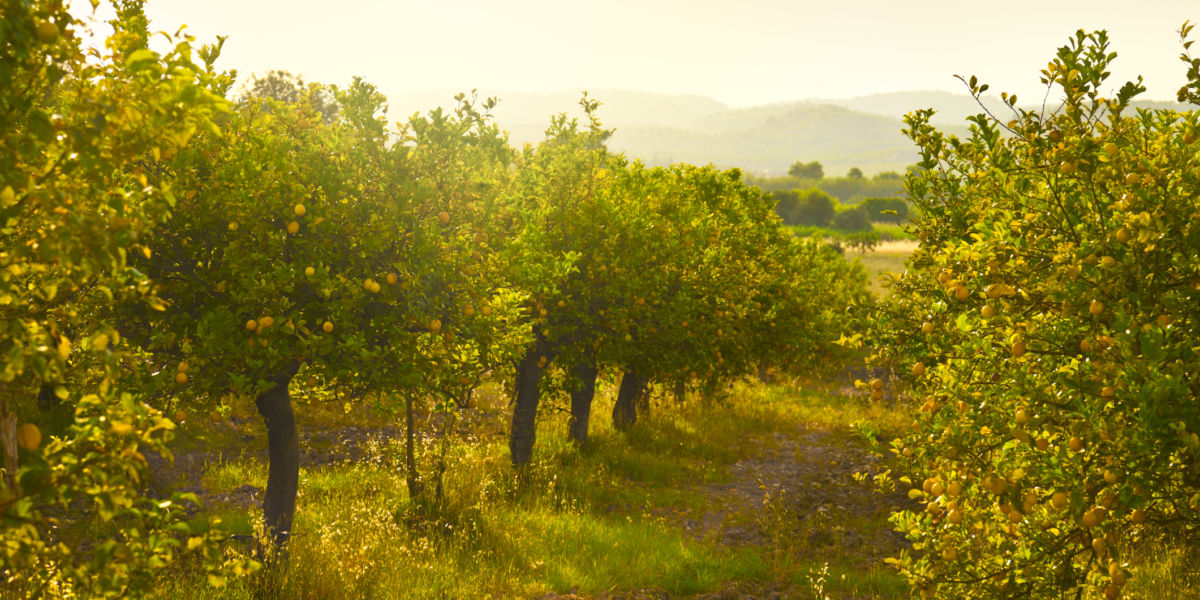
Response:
[832,206,872,231]
[775,188,836,227]
[859,197,909,223]
[869,29,1200,599]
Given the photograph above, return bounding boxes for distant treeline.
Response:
[748,160,906,204]
[772,187,908,228]
[750,161,912,233]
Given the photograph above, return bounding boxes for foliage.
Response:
[0,0,252,595]
[1177,21,1200,104]
[832,205,872,232]
[133,81,523,405]
[241,69,339,125]
[830,230,882,254]
[775,188,836,227]
[753,170,906,204]
[5,395,247,598]
[788,160,825,179]
[858,197,910,224]
[499,98,867,408]
[868,29,1200,599]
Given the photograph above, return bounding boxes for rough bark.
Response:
[254,366,300,559]
[635,378,651,418]
[509,333,550,468]
[612,369,647,432]
[757,364,774,384]
[567,355,598,446]
[404,395,423,499]
[0,411,17,499]
[673,379,687,405]
[36,383,59,413]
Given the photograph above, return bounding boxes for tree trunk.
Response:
[612,369,647,432]
[700,376,724,406]
[673,379,687,404]
[509,333,550,468]
[757,364,774,384]
[0,410,18,500]
[635,378,651,418]
[433,411,456,503]
[36,383,59,413]
[567,355,598,446]
[404,395,422,499]
[255,366,299,559]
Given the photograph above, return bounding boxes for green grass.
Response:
[203,455,266,491]
[784,220,915,296]
[871,223,914,241]
[147,381,910,599]
[846,244,913,297]
[1122,533,1200,599]
[788,221,912,243]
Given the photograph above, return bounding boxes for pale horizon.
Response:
[71,0,1199,110]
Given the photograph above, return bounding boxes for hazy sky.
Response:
[76,0,1198,107]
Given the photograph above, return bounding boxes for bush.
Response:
[858,197,909,223]
[869,29,1200,599]
[832,206,872,231]
[0,1,253,594]
[774,188,836,227]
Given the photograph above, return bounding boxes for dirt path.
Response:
[700,426,907,560]
[149,400,908,599]
[543,421,909,600]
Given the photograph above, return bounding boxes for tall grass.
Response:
[148,381,914,599]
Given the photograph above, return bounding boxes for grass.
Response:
[46,375,1198,600]
[145,379,911,599]
[788,221,913,244]
[785,220,916,296]
[845,242,914,297]
[870,223,914,241]
[1122,533,1200,599]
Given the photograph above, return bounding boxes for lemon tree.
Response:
[130,75,530,550]
[600,163,785,425]
[748,234,870,376]
[598,163,869,430]
[387,93,529,500]
[872,29,1200,599]
[0,1,248,596]
[497,101,607,466]
[497,121,869,452]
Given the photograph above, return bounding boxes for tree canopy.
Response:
[787,160,824,179]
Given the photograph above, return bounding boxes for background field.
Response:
[846,240,916,297]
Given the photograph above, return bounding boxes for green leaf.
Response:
[955,313,971,332]
[126,49,159,70]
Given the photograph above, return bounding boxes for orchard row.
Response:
[0,1,866,596]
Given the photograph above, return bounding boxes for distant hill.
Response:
[814,90,1193,123]
[386,88,1189,177]
[613,105,925,176]
[813,90,1011,124]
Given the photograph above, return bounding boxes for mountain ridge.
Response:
[386,88,1190,176]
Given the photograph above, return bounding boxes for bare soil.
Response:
[543,419,909,600]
